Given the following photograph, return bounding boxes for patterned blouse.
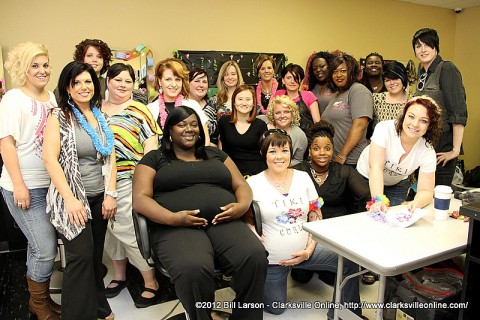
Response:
[106,101,161,181]
[210,95,231,119]
[203,98,219,144]
[372,92,413,130]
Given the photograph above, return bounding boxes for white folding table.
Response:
[303,199,468,320]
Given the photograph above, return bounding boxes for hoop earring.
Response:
[67,93,74,106]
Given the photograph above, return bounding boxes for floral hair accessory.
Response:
[309,197,324,211]
[366,195,390,210]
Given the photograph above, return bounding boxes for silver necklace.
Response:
[262,83,272,99]
[310,165,329,186]
[266,170,289,192]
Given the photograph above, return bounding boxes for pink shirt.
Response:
[274,90,318,111]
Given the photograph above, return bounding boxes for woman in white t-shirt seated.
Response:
[356,95,442,212]
[246,129,362,318]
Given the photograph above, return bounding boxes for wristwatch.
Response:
[106,190,118,199]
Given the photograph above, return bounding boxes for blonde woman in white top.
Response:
[0,42,60,320]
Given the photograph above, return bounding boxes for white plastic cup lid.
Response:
[434,185,453,194]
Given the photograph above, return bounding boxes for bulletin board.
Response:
[174,50,287,88]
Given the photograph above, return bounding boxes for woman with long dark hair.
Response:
[303,51,336,114]
[43,61,117,320]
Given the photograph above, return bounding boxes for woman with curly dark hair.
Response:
[303,51,336,114]
[54,39,112,102]
[356,95,442,211]
[73,39,112,99]
[322,54,373,166]
[74,39,112,75]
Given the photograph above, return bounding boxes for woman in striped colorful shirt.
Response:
[101,63,162,308]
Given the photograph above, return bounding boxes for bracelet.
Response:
[336,154,347,161]
[309,197,324,211]
[366,195,390,210]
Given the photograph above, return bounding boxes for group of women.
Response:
[0,40,163,320]
[0,27,459,320]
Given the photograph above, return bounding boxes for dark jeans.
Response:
[435,130,457,186]
[59,193,111,320]
[151,219,268,320]
[264,244,361,318]
[384,179,410,206]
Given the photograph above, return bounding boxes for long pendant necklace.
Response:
[263,85,272,100]
[256,79,278,114]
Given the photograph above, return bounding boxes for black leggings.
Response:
[150,220,267,320]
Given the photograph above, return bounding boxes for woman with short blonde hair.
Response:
[1,42,60,319]
[266,95,307,166]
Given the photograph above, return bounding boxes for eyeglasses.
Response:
[417,72,427,91]
[262,128,288,139]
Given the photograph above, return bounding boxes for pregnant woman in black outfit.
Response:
[132,106,267,320]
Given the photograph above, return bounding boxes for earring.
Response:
[159,86,163,94]
[67,93,74,106]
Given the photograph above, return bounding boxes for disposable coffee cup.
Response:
[434,185,453,220]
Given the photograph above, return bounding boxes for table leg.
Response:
[333,255,344,320]
[376,274,386,320]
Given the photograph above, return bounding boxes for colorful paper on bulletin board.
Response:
[174,50,287,87]
[0,47,5,101]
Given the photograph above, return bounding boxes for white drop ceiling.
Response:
[397,0,480,10]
